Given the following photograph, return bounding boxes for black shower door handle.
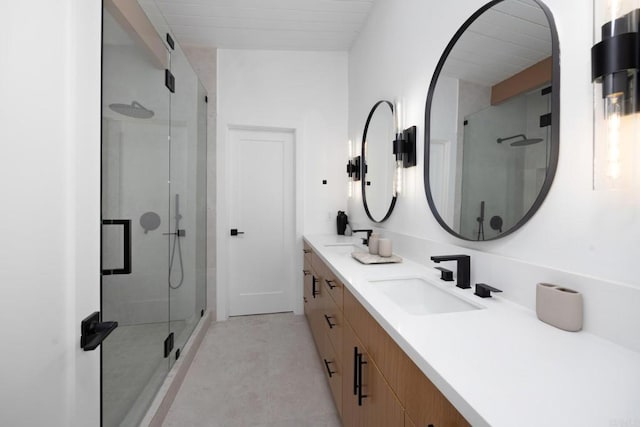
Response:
[102,219,132,275]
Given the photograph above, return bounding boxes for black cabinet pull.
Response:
[312,276,319,298]
[302,270,310,276]
[303,249,311,254]
[325,279,337,289]
[102,219,131,275]
[357,351,368,406]
[323,359,336,378]
[324,314,336,329]
[353,347,359,396]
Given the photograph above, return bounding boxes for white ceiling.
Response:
[150,0,376,51]
[443,0,552,87]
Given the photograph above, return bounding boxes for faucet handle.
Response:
[474,283,502,298]
[435,267,454,282]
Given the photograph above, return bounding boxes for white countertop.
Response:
[304,234,640,427]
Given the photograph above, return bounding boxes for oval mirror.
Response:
[362,100,397,222]
[425,0,559,241]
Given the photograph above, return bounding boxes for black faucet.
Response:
[430,255,471,289]
[352,229,373,246]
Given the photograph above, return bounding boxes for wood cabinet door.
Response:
[342,322,367,427]
[401,358,470,427]
[343,322,404,427]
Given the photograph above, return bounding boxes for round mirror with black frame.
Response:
[362,100,397,223]
[424,0,560,241]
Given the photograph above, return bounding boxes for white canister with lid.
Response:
[378,238,392,257]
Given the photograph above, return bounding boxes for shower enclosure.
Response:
[457,87,552,240]
[101,2,207,425]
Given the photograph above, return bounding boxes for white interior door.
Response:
[228,128,295,316]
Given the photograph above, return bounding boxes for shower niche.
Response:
[101,2,207,426]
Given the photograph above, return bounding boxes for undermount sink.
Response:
[324,243,367,254]
[367,277,482,315]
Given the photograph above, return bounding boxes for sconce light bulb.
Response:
[395,101,403,134]
[393,160,403,196]
[605,93,624,180]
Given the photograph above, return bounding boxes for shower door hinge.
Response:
[539,113,552,128]
[205,95,208,103]
[166,33,175,50]
[165,70,175,93]
[164,332,174,358]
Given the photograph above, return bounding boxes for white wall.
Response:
[347,0,640,350]
[216,49,348,319]
[0,0,102,425]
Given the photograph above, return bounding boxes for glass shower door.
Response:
[167,41,208,366]
[101,8,171,426]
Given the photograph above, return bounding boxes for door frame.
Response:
[217,123,304,320]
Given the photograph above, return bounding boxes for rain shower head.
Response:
[109,101,154,119]
[497,134,543,147]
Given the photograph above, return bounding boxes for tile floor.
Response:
[163,313,341,427]
[103,321,186,427]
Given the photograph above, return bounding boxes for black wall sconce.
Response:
[346,156,361,181]
[591,3,639,189]
[393,125,417,168]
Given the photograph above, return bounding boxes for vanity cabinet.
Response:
[344,287,469,427]
[303,245,344,415]
[342,318,404,427]
[302,243,469,427]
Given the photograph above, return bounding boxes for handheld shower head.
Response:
[174,194,182,221]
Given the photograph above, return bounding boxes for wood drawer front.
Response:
[312,253,344,309]
[323,272,344,310]
[311,252,326,277]
[303,255,311,273]
[402,359,470,427]
[308,270,326,354]
[320,291,343,358]
[321,333,343,416]
[303,241,312,263]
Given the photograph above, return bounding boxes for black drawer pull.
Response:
[324,314,336,329]
[325,279,337,289]
[323,359,336,378]
[353,347,359,396]
[302,270,310,276]
[303,249,311,254]
[357,351,368,406]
